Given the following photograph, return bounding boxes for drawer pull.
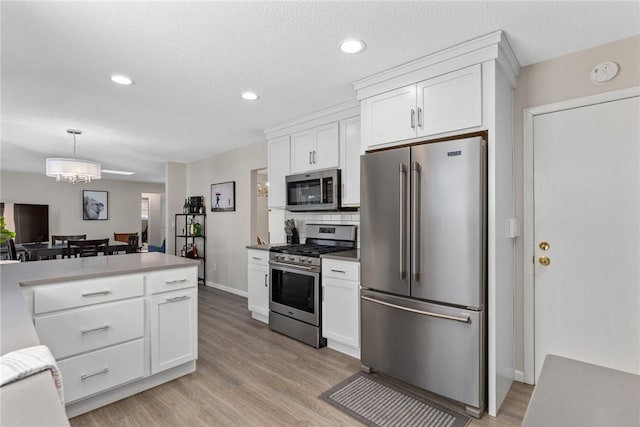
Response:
[166,295,189,303]
[81,325,110,334]
[252,256,263,261]
[81,367,110,380]
[165,279,188,285]
[81,290,111,297]
[330,269,346,274]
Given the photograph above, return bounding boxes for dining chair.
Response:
[49,234,87,260]
[126,234,140,254]
[7,238,18,261]
[114,232,138,243]
[66,238,109,258]
[52,234,87,245]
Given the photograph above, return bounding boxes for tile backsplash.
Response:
[284,210,360,247]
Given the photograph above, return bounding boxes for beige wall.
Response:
[0,171,164,240]
[513,34,640,373]
[187,141,267,293]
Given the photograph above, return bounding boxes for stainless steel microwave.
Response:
[285,169,341,211]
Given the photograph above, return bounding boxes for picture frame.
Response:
[211,181,236,212]
[83,190,108,220]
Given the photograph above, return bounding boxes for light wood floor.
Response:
[71,286,533,426]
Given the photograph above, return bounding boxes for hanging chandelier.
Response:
[46,129,101,183]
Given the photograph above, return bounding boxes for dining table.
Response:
[17,241,129,261]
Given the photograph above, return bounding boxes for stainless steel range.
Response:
[269,224,357,348]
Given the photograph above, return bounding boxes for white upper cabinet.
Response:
[362,85,417,147]
[339,117,361,207]
[361,64,482,149]
[291,122,339,173]
[268,136,290,208]
[417,65,482,137]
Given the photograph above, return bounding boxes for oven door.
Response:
[269,261,320,326]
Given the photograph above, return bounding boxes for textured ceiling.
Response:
[1,1,639,183]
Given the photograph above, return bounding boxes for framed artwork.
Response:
[83,190,108,220]
[211,181,235,212]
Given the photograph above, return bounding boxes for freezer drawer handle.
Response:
[361,296,470,323]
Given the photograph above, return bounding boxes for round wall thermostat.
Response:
[590,61,619,84]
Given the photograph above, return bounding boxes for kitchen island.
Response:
[0,253,199,424]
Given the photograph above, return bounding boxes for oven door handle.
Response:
[270,261,318,272]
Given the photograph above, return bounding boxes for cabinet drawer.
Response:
[323,259,360,281]
[247,249,269,266]
[34,274,144,314]
[146,267,197,294]
[58,339,144,404]
[35,299,144,360]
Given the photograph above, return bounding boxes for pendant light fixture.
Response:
[46,129,101,183]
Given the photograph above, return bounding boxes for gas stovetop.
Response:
[270,244,349,257]
[270,224,357,268]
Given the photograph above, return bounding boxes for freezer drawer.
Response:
[360,290,485,413]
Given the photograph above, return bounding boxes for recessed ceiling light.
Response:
[241,91,260,101]
[102,169,135,175]
[340,39,366,54]
[109,74,134,86]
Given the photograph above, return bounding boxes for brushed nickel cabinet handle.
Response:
[81,367,110,380]
[330,269,346,274]
[81,290,111,297]
[264,274,268,287]
[410,109,415,129]
[165,279,188,285]
[417,107,423,128]
[81,325,110,334]
[166,295,189,302]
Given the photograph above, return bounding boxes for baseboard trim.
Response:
[514,370,525,383]
[205,281,248,298]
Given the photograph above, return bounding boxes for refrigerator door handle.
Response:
[399,163,407,279]
[412,161,421,281]
[361,296,470,323]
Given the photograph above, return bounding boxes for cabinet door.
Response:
[339,117,361,206]
[247,263,269,323]
[363,85,416,148]
[323,276,360,349]
[417,64,482,137]
[290,129,315,174]
[150,288,197,374]
[268,136,290,208]
[314,122,340,170]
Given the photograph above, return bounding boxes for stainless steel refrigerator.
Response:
[360,135,486,418]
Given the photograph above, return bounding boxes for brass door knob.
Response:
[538,241,550,251]
[538,256,550,266]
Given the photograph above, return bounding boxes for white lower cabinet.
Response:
[23,265,198,413]
[322,258,360,359]
[150,288,198,374]
[247,249,269,323]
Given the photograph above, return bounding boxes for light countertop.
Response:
[320,250,360,262]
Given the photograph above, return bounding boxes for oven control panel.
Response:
[270,253,321,268]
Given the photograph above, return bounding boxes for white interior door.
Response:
[533,96,640,381]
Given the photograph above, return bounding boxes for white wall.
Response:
[513,34,640,373]
[165,162,187,255]
[187,141,267,293]
[0,171,163,240]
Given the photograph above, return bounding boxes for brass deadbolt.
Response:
[539,241,550,251]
